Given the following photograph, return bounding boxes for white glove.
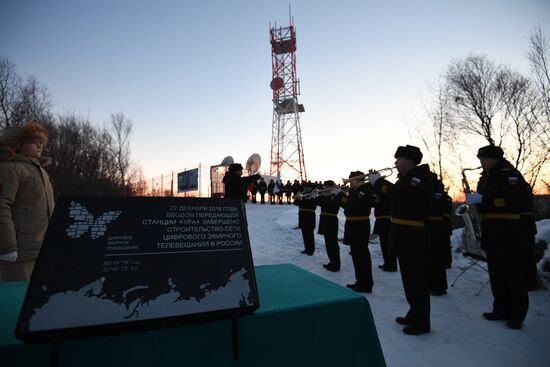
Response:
[330,187,342,196]
[368,172,381,185]
[0,251,18,263]
[466,192,483,205]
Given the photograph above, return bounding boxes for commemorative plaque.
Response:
[15,196,259,341]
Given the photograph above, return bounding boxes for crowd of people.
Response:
[0,121,538,338]
[223,144,538,336]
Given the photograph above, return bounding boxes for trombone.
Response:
[342,167,394,185]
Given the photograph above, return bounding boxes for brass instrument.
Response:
[342,167,394,185]
[454,166,486,258]
[294,185,347,200]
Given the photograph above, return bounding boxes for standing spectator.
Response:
[336,171,376,293]
[267,179,275,204]
[257,177,267,204]
[222,163,260,202]
[293,182,317,255]
[284,180,293,204]
[0,122,55,281]
[249,180,258,203]
[470,145,530,330]
[390,145,433,335]
[316,180,341,271]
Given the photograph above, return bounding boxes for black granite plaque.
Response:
[15,196,259,341]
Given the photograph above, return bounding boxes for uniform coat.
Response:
[389,164,433,329]
[316,194,340,269]
[337,182,375,289]
[372,177,395,269]
[293,196,317,254]
[427,172,448,294]
[476,159,529,322]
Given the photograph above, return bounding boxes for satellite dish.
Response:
[221,156,234,165]
[270,77,284,91]
[246,154,261,174]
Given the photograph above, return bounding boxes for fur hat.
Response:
[0,122,49,163]
[227,163,243,172]
[349,171,365,179]
[394,145,422,165]
[477,145,503,160]
[323,180,335,187]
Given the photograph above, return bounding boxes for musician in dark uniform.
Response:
[316,180,341,272]
[293,181,317,255]
[521,184,539,291]
[336,171,376,293]
[427,171,448,296]
[222,163,261,202]
[442,191,453,269]
[390,145,433,335]
[369,170,397,272]
[470,145,530,329]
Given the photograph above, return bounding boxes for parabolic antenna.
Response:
[270,77,284,91]
[246,154,261,174]
[221,156,234,165]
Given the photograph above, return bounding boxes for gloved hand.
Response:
[368,172,381,185]
[466,192,483,205]
[330,187,342,196]
[0,251,18,263]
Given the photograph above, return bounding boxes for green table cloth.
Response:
[1,264,386,367]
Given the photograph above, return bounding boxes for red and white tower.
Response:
[269,18,307,182]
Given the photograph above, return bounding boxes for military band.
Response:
[225,142,535,335]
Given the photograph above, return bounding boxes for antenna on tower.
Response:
[288,4,292,24]
[268,14,307,182]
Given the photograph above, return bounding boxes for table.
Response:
[1,264,386,367]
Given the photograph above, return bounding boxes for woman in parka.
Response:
[0,122,55,281]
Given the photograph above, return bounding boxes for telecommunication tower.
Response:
[269,17,307,182]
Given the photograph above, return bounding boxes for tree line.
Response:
[0,57,145,197]
[418,25,550,195]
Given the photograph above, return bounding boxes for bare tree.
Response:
[528,25,550,120]
[0,57,19,129]
[109,112,133,194]
[0,57,51,130]
[446,55,507,145]
[419,77,455,182]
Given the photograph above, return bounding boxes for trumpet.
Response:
[342,167,394,185]
[295,185,347,200]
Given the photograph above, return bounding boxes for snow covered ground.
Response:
[245,203,550,367]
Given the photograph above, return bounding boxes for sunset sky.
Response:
[2,0,549,190]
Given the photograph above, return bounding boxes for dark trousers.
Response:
[379,230,396,268]
[350,238,373,288]
[398,256,431,328]
[487,251,529,322]
[301,227,315,254]
[324,232,340,268]
[259,193,266,204]
[429,242,448,293]
[524,237,538,289]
